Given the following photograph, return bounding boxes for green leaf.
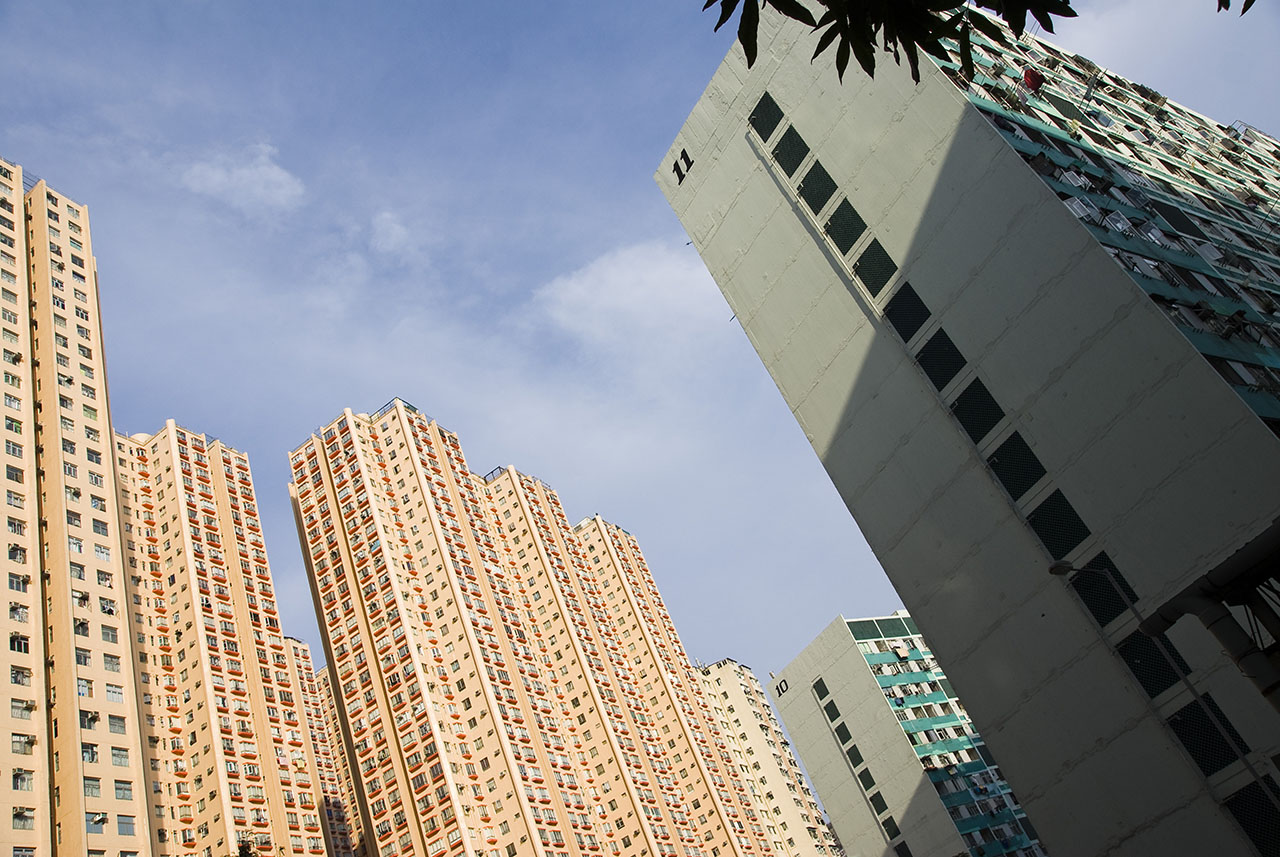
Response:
[850,30,877,78]
[713,0,741,32]
[738,0,760,65]
[835,32,851,80]
[959,24,975,80]
[920,37,952,61]
[902,40,923,83]
[812,23,841,59]
[765,0,817,27]
[968,10,1008,44]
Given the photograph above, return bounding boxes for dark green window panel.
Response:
[884,283,930,343]
[1226,775,1280,857]
[798,161,838,213]
[846,744,863,767]
[858,768,876,790]
[869,792,888,815]
[824,199,867,255]
[1168,695,1246,777]
[894,845,914,857]
[823,700,840,722]
[882,817,900,839]
[1117,630,1190,698]
[847,619,881,640]
[1027,490,1090,560]
[834,723,852,744]
[952,380,1004,444]
[876,617,908,638]
[772,126,810,177]
[1069,553,1139,628]
[749,92,784,140]
[915,329,966,391]
[813,677,829,699]
[856,239,898,297]
[987,431,1044,500]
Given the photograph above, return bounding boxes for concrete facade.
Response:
[773,614,1042,857]
[700,659,839,857]
[660,14,1280,857]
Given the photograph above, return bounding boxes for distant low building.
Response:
[701,658,841,856]
[772,613,1043,857]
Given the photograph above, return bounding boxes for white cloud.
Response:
[370,211,411,255]
[180,143,305,214]
[532,240,729,377]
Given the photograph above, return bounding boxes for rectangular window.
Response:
[914,329,966,391]
[1026,490,1091,561]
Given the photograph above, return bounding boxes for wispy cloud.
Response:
[180,143,305,214]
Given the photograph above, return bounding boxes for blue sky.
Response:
[1,0,1276,676]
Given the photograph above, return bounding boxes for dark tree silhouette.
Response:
[704,0,1256,83]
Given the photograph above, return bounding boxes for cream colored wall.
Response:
[123,424,326,857]
[0,157,51,857]
[702,661,837,857]
[27,180,150,856]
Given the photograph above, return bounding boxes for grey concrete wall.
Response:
[773,618,967,857]
[660,15,1280,857]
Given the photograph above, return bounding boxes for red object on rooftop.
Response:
[1023,68,1045,92]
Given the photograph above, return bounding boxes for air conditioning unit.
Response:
[1196,243,1225,264]
[1060,170,1092,190]
[1103,212,1134,235]
[1064,197,1101,223]
[1126,188,1152,208]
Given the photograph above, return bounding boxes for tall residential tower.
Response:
[699,659,839,857]
[289,399,777,857]
[0,156,151,857]
[116,422,328,857]
[660,13,1280,857]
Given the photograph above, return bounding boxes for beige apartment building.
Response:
[0,156,152,857]
[298,643,359,857]
[289,398,777,857]
[699,660,838,857]
[116,422,328,857]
